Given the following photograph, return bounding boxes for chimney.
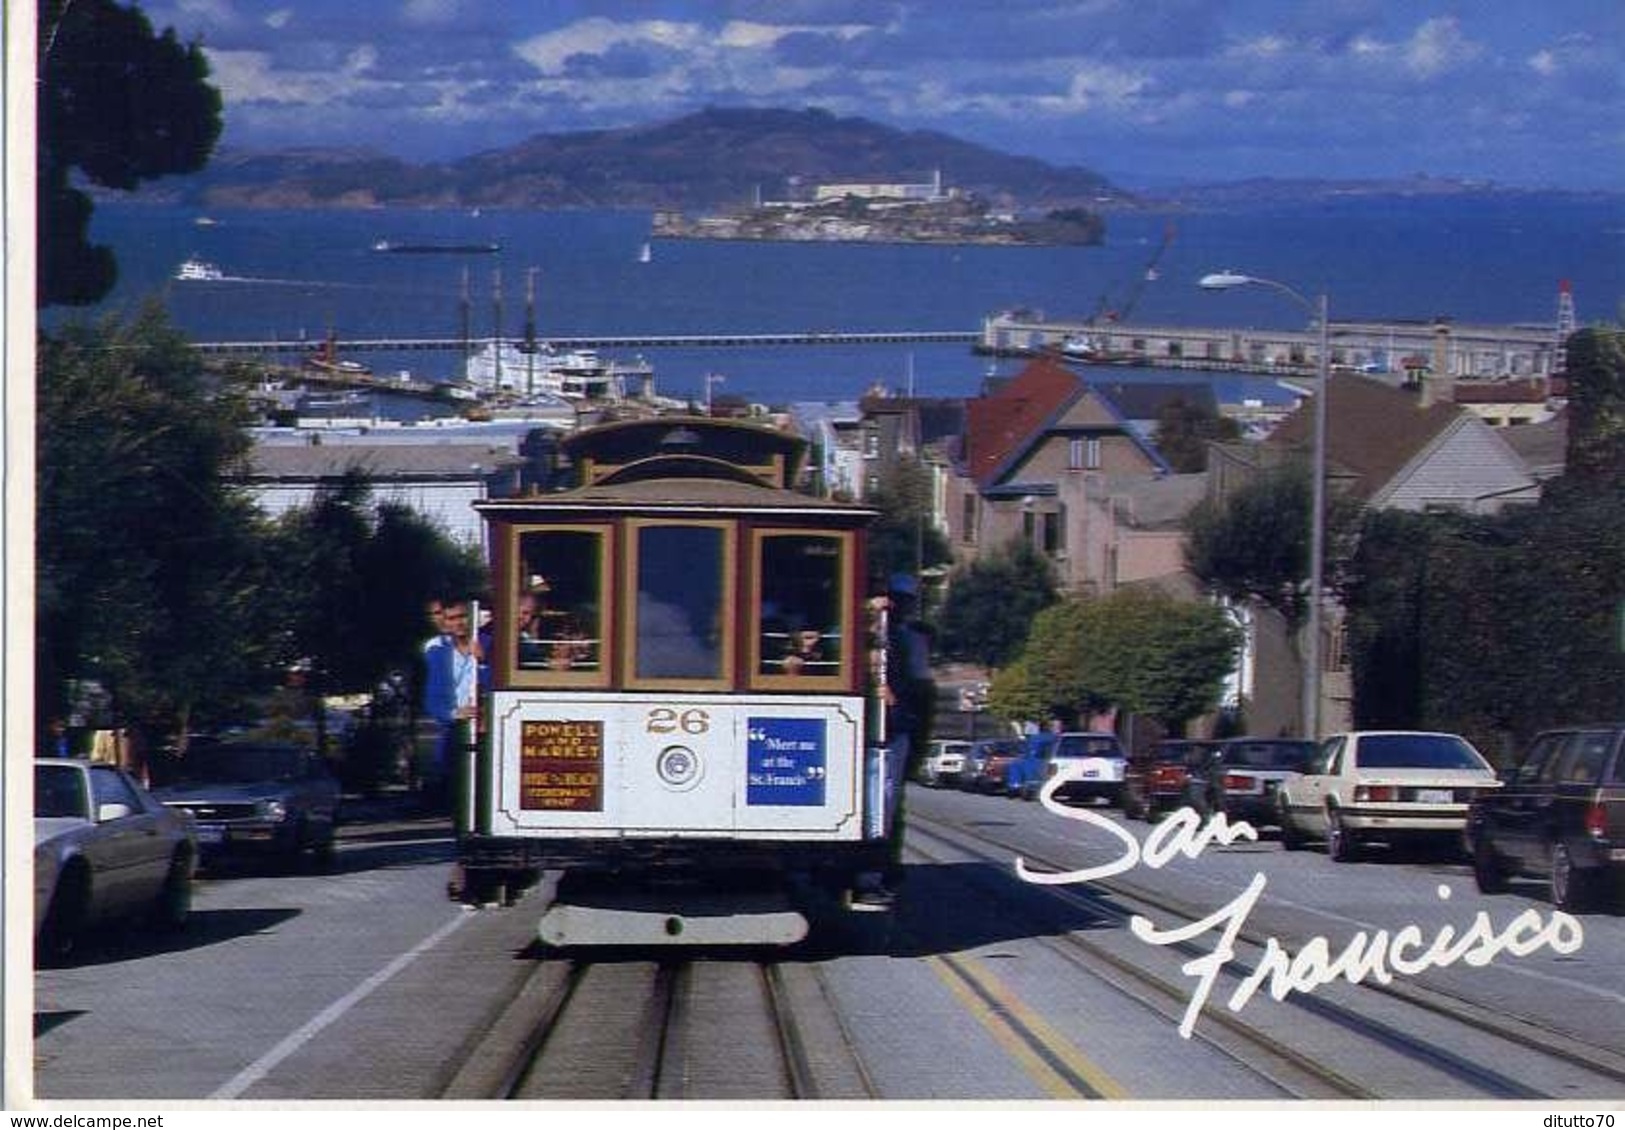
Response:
[1419,321,1455,407]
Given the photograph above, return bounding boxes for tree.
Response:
[271,474,486,754]
[937,539,1059,670]
[1562,327,1625,489]
[863,455,951,591]
[36,305,278,752]
[1014,590,1240,734]
[1152,395,1241,473]
[39,0,223,306]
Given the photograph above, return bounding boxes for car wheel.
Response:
[1278,794,1306,850]
[153,848,194,931]
[1122,790,1143,820]
[1471,833,1508,895]
[1327,807,1361,863]
[1550,842,1593,912]
[38,864,90,962]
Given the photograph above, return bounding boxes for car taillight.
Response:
[1584,798,1607,840]
[1222,773,1250,791]
[1355,785,1396,803]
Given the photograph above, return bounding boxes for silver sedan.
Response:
[34,758,198,961]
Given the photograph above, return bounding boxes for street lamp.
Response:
[1199,271,1329,740]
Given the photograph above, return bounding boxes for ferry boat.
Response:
[464,340,654,401]
[371,239,501,254]
[174,257,225,281]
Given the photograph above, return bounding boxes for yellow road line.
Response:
[927,952,1128,1101]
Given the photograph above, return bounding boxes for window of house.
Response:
[512,526,608,685]
[1041,511,1061,555]
[630,522,732,684]
[753,531,851,685]
[961,494,977,544]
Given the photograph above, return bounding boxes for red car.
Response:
[1122,739,1220,820]
[962,739,1023,795]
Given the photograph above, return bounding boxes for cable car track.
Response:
[911,812,1625,1100]
[440,955,874,1100]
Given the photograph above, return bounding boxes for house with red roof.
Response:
[945,356,1177,589]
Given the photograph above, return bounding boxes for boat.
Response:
[174,256,224,281]
[304,356,373,377]
[464,340,654,401]
[193,216,219,227]
[371,239,501,254]
[638,242,652,264]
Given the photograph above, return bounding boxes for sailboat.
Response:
[638,242,652,264]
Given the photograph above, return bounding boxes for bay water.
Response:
[65,194,1624,407]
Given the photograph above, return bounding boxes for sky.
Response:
[136,0,1625,191]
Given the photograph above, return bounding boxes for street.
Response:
[31,784,1625,1102]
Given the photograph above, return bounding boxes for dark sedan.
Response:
[1467,723,1625,911]
[153,743,341,869]
[1185,738,1316,827]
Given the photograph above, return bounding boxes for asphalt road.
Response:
[28,785,1625,1104]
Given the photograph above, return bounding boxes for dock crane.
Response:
[1063,221,1176,360]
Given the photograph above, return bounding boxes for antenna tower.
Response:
[1554,280,1576,374]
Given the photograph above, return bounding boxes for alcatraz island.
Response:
[651,170,1106,247]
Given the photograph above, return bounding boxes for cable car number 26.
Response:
[646,707,711,735]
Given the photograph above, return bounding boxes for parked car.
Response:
[1276,731,1500,861]
[1012,731,1128,805]
[1122,739,1221,820]
[1466,723,1625,911]
[917,739,973,787]
[34,758,197,959]
[152,742,342,868]
[1184,738,1316,827]
[961,738,1024,794]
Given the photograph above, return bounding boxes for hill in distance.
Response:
[168,107,1127,212]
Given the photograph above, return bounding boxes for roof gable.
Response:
[1267,373,1463,501]
[963,357,1084,488]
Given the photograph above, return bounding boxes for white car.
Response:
[1276,731,1500,861]
[35,758,197,960]
[917,740,972,787]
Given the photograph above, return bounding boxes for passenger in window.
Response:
[516,588,547,668]
[780,628,827,675]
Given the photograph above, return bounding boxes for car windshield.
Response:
[171,746,306,783]
[1225,741,1314,769]
[1056,736,1122,758]
[1355,734,1487,771]
[36,764,89,819]
[1153,742,1210,762]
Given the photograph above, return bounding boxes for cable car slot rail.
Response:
[438,956,870,1099]
[910,813,1624,1100]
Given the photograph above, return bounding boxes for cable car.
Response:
[457,415,893,946]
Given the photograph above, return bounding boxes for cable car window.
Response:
[758,534,845,677]
[634,525,726,681]
[515,528,603,675]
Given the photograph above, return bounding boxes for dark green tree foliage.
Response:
[1185,465,1313,634]
[1152,395,1241,473]
[37,305,274,748]
[938,539,1059,670]
[863,456,952,592]
[271,475,486,749]
[1562,327,1625,488]
[39,0,222,306]
[1345,488,1625,757]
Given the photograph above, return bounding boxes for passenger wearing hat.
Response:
[856,571,935,907]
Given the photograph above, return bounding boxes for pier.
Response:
[192,316,1567,381]
[190,330,979,358]
[981,313,1566,379]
